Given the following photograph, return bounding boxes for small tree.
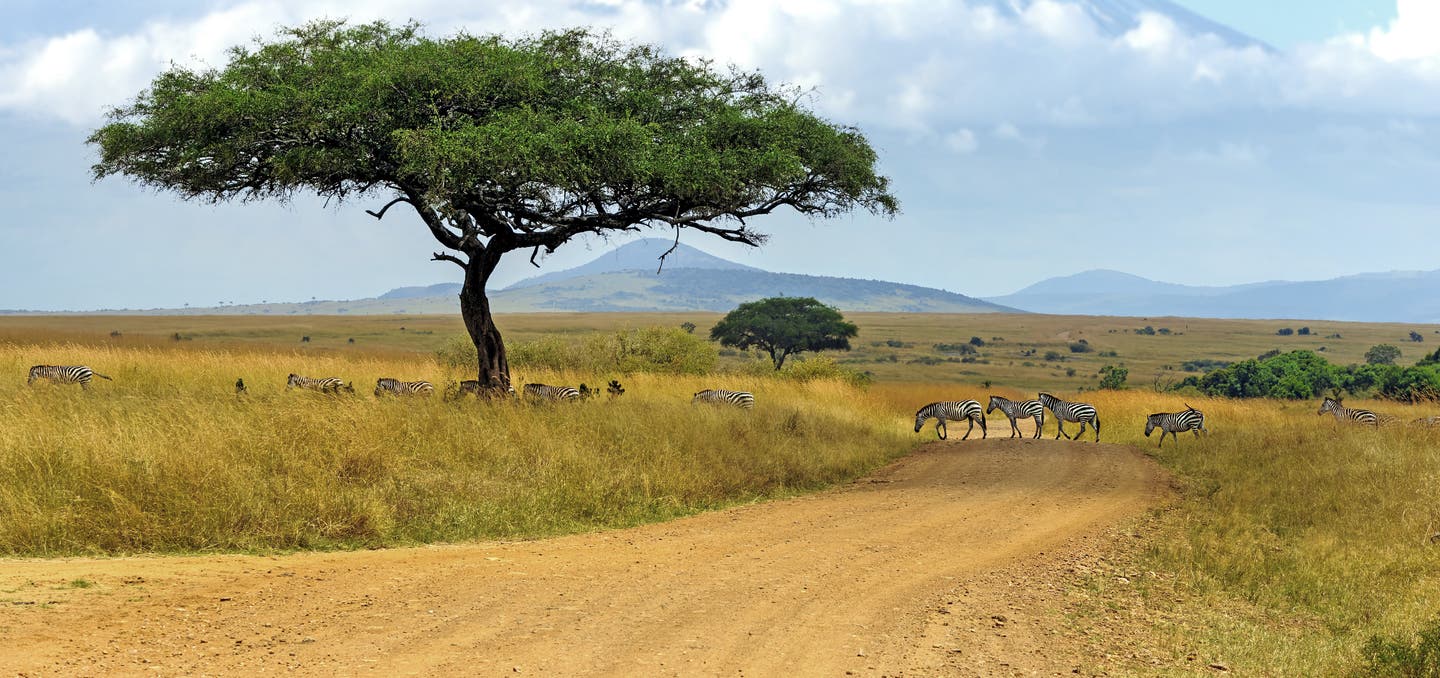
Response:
[1298,327,1312,336]
[1277,327,1295,336]
[1367,344,1402,366]
[968,336,985,347]
[1410,331,1425,343]
[710,297,858,370]
[1098,365,1128,390]
[88,21,896,393]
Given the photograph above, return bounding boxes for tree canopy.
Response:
[89,20,897,390]
[710,296,858,370]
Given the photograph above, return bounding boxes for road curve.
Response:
[0,438,1168,676]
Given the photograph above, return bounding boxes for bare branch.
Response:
[657,227,682,274]
[529,246,542,268]
[366,197,412,220]
[431,252,467,269]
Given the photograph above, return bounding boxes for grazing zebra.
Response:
[1144,405,1208,447]
[914,400,987,441]
[1037,393,1101,442]
[523,383,582,402]
[27,365,112,390]
[1412,415,1440,428]
[692,389,755,410]
[1317,396,1378,426]
[986,395,1045,439]
[286,373,349,394]
[374,378,435,397]
[235,378,247,394]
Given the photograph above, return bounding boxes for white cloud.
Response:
[943,128,978,154]
[3,0,1440,132]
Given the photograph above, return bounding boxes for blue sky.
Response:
[2,1,1439,310]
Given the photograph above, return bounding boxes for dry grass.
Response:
[0,342,911,556]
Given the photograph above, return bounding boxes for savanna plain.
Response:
[2,312,1438,676]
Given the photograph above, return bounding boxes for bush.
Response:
[934,343,977,355]
[1098,350,1119,358]
[776,354,871,387]
[1181,358,1231,373]
[1298,326,1311,336]
[1044,351,1066,362]
[1367,344,1402,366]
[1137,326,1157,336]
[1357,617,1440,677]
[968,336,985,347]
[1277,327,1295,336]
[1410,331,1425,343]
[1098,365,1128,390]
[1069,341,1093,353]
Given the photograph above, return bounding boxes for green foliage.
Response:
[710,297,858,370]
[934,343,977,355]
[1277,327,1295,336]
[438,327,717,375]
[1358,618,1440,677]
[1069,341,1093,353]
[1174,349,1440,402]
[1181,358,1231,373]
[1044,351,1066,362]
[1137,326,1157,336]
[1410,331,1425,343]
[1298,326,1312,335]
[968,336,985,347]
[679,322,697,334]
[1098,364,1128,390]
[1418,346,1440,367]
[1368,344,1403,365]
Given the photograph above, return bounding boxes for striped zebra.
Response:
[27,365,112,390]
[374,378,435,397]
[1317,396,1378,426]
[986,395,1045,439]
[287,373,349,394]
[1037,393,1101,442]
[1144,405,1208,447]
[1412,415,1440,428]
[914,400,987,440]
[692,389,755,410]
[523,383,582,402]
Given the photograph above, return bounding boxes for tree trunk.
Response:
[459,253,510,394]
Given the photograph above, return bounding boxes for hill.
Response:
[988,269,1440,323]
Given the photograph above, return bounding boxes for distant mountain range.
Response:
[974,0,1269,49]
[985,269,1440,323]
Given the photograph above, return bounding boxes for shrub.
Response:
[1181,358,1231,373]
[1357,617,1440,677]
[1098,365,1128,390]
[1277,327,1295,336]
[1367,344,1402,366]
[1158,327,1172,335]
[1044,351,1066,362]
[1410,331,1425,343]
[1298,326,1311,335]
[1069,341,1093,353]
[933,343,977,355]
[968,336,985,347]
[680,321,697,334]
[437,327,718,375]
[1137,326,1157,336]
[776,354,871,387]
[1098,350,1119,358]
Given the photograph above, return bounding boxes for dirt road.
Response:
[0,439,1168,676]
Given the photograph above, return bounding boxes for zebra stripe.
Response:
[914,400,987,441]
[1144,405,1208,447]
[523,383,582,402]
[1038,393,1101,442]
[986,395,1045,439]
[287,373,350,394]
[1413,415,1440,428]
[692,389,755,410]
[374,378,435,397]
[1318,397,1378,426]
[27,365,112,390]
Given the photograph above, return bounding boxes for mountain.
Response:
[504,239,761,289]
[987,269,1440,323]
[379,283,462,300]
[976,0,1269,49]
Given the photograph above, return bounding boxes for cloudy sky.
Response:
[2,0,1437,310]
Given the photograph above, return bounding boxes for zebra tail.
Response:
[93,373,114,381]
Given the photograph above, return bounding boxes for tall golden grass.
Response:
[0,342,912,556]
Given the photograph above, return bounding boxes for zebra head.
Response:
[1144,414,1161,437]
[986,396,1000,414]
[286,373,301,388]
[692,390,711,403]
[913,406,932,433]
[1318,397,1340,415]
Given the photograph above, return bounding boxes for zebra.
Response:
[27,365,112,390]
[986,395,1045,439]
[1317,396,1378,426]
[1144,405,1208,447]
[451,379,516,399]
[1412,415,1440,428]
[1037,393,1100,442]
[691,389,755,410]
[374,378,435,397]
[914,400,987,440]
[287,373,349,394]
[235,378,247,395]
[523,383,582,402]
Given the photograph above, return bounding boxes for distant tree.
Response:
[968,336,985,347]
[1366,344,1402,366]
[1277,327,1295,336]
[1410,331,1425,343]
[1069,341,1094,353]
[710,297,858,370]
[1297,327,1311,336]
[680,322,697,335]
[1420,347,1440,367]
[89,20,896,393]
[1137,326,1157,336]
[1098,365,1128,390]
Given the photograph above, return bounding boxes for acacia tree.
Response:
[89,21,897,392]
[710,297,858,370]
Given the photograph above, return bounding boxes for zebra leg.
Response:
[1033,414,1043,439]
[979,415,987,439]
[961,417,974,441]
[1094,417,1101,443]
[1009,415,1020,438]
[937,419,947,440]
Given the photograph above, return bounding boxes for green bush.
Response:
[1098,364,1128,390]
[1069,341,1093,353]
[1357,617,1440,677]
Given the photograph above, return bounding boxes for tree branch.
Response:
[365,196,412,220]
[431,252,467,269]
[657,227,681,274]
